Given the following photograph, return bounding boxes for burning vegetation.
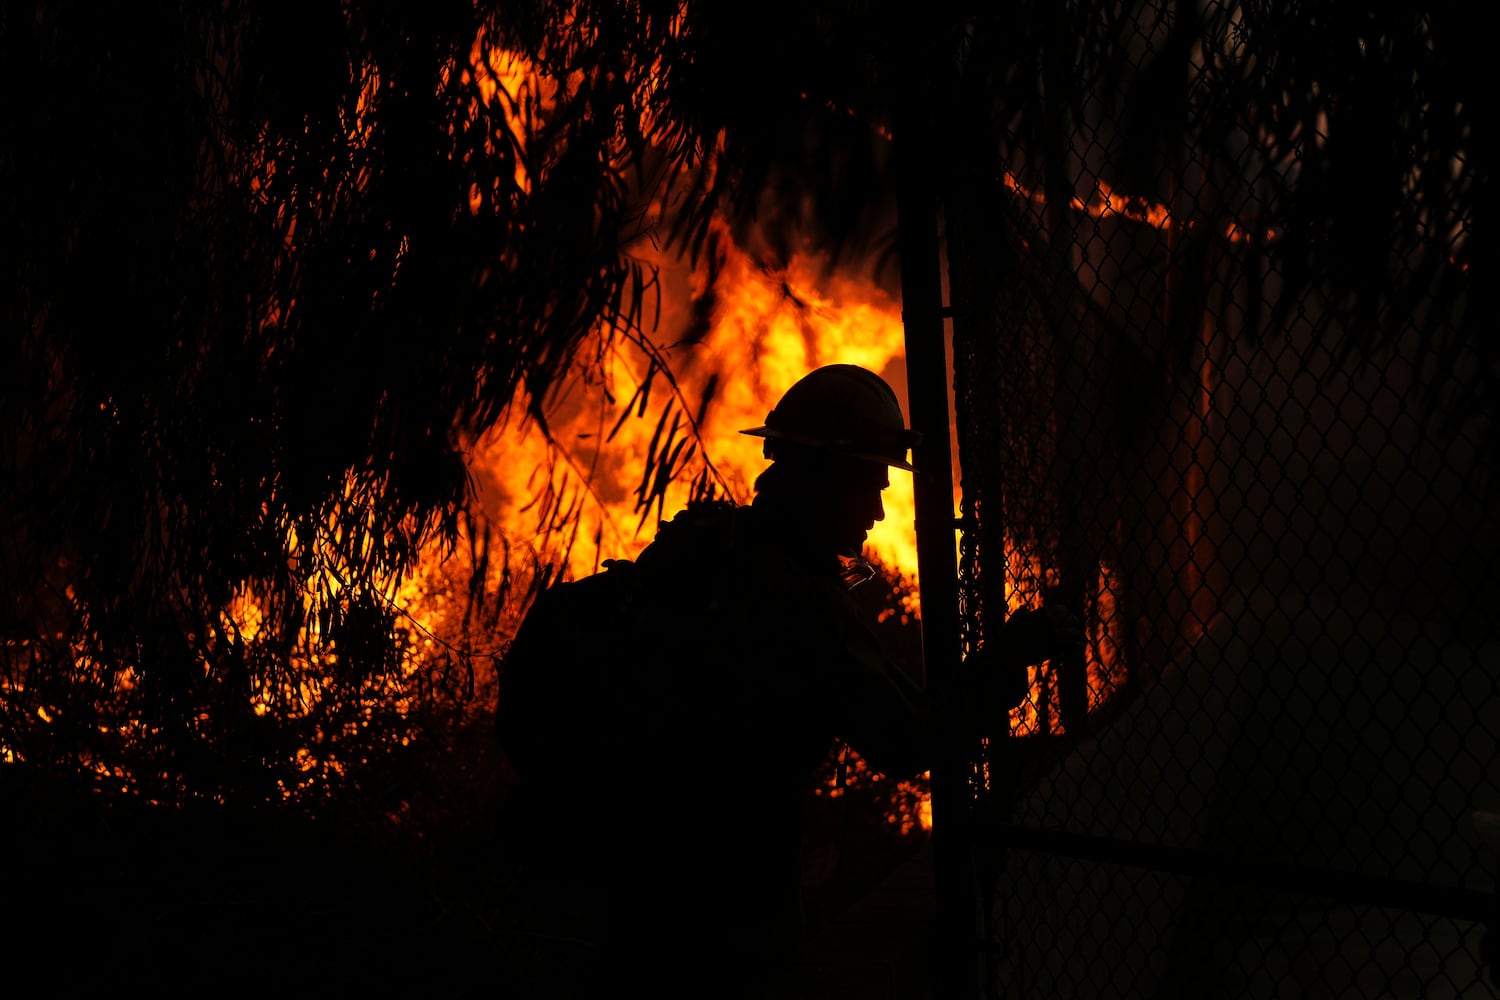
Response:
[0,3,951,841]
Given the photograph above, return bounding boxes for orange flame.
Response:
[101,28,1227,823]
[466,215,918,586]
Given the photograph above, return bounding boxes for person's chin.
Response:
[836,533,868,558]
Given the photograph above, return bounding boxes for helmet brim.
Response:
[740,426,918,472]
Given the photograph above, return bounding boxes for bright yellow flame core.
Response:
[451,220,932,827]
[469,217,917,585]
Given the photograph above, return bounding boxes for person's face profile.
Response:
[823,456,889,557]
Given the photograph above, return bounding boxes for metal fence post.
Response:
[895,99,982,1000]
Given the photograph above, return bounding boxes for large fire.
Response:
[375,19,933,823]
[465,220,916,582]
[402,212,933,831]
[6,25,1212,836]
[389,34,1211,829]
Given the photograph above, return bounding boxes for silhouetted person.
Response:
[494,364,1079,997]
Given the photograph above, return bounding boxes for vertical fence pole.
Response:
[895,102,982,1000]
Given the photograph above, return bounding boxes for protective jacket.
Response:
[496,496,931,989]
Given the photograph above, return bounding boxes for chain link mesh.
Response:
[948,5,1498,997]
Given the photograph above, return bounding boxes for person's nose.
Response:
[872,492,885,523]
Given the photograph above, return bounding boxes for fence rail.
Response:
[984,823,1496,926]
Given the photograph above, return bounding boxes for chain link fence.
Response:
[945,5,1498,997]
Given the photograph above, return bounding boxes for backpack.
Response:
[494,558,640,795]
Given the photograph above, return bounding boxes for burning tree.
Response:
[0,1,937,816]
[1,1,679,804]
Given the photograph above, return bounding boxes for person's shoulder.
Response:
[649,498,742,547]
[680,497,743,527]
[675,497,743,526]
[631,499,744,573]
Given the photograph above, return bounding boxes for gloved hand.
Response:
[1000,603,1087,668]
[961,603,1087,712]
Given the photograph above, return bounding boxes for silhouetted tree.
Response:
[0,1,681,799]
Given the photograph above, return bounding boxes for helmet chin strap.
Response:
[837,552,876,590]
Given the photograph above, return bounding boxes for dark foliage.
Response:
[1014,2,1486,419]
[0,1,671,800]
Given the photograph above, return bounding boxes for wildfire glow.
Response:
[20,24,1224,837]
[466,214,918,586]
[458,29,548,199]
[1004,172,1273,243]
[441,215,930,827]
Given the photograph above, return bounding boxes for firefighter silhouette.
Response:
[494,364,1079,997]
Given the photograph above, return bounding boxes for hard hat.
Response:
[740,364,921,471]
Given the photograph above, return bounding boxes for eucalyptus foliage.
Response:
[1,1,676,799]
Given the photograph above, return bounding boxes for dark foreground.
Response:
[2,771,509,995]
[0,735,934,998]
